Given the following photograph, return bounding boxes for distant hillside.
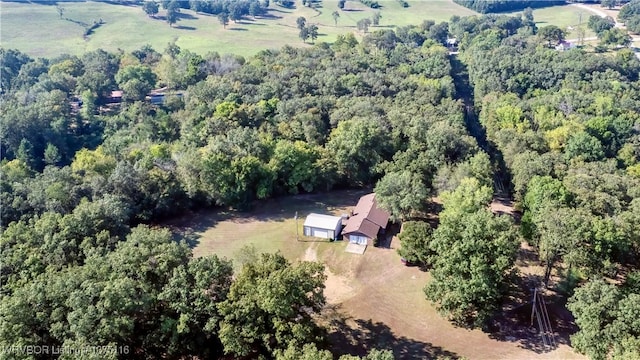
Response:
[453,0,566,13]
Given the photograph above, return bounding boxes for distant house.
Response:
[106,90,123,103]
[555,41,575,51]
[303,213,343,240]
[342,193,390,246]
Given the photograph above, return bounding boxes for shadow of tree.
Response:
[322,305,460,359]
[176,12,198,20]
[486,272,577,354]
[175,25,196,30]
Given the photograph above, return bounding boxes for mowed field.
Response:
[506,4,596,39]
[167,190,585,359]
[1,0,476,58]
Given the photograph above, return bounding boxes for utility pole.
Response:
[295,211,299,241]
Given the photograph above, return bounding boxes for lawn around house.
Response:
[168,190,584,359]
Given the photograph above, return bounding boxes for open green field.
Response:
[1,1,599,58]
[506,5,596,39]
[3,0,476,58]
[165,190,584,359]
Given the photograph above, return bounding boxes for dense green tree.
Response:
[115,64,158,101]
[249,1,261,18]
[397,221,434,266]
[308,24,319,43]
[229,3,243,23]
[602,0,617,10]
[326,117,391,185]
[218,11,230,28]
[77,49,119,100]
[166,6,178,27]
[143,1,159,17]
[568,279,621,360]
[300,26,310,43]
[599,28,632,47]
[269,140,322,194]
[297,16,307,30]
[374,170,429,221]
[588,15,615,35]
[619,0,640,21]
[565,131,606,162]
[158,256,234,358]
[568,279,640,360]
[218,253,326,358]
[357,18,372,33]
[0,48,32,92]
[424,178,518,327]
[425,208,518,327]
[538,25,566,46]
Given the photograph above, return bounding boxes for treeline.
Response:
[453,0,565,13]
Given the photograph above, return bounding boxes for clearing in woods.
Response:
[168,190,584,359]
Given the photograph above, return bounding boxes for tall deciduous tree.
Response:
[218,12,230,29]
[397,221,434,266]
[308,24,319,43]
[424,178,518,327]
[218,253,326,358]
[375,170,429,221]
[143,1,159,17]
[538,25,566,46]
[297,16,307,30]
[115,64,158,101]
[158,256,234,358]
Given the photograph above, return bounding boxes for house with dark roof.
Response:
[342,193,390,246]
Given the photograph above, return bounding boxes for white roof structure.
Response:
[303,213,342,229]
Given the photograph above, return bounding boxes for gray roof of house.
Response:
[303,213,342,229]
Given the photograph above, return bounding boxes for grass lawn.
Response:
[167,190,584,359]
[1,0,477,58]
[165,189,370,267]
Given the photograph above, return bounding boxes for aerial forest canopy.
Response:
[1,8,640,360]
[0,23,475,359]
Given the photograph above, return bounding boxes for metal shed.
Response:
[303,213,343,240]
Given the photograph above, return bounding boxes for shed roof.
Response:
[303,213,342,229]
[352,193,389,228]
[342,193,390,239]
[342,215,379,239]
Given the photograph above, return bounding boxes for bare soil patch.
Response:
[322,236,584,360]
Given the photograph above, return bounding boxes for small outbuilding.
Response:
[555,41,575,51]
[303,213,343,240]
